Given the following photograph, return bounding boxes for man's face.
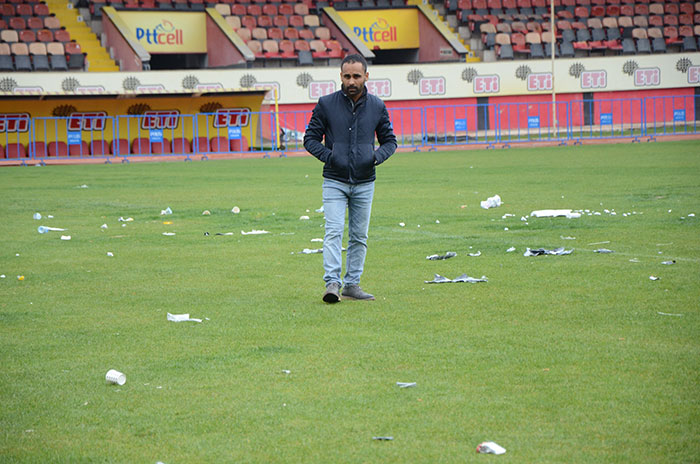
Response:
[340,61,368,99]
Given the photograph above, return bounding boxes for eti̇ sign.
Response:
[337,9,419,49]
[119,11,206,53]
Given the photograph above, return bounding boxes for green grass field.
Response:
[1,140,699,463]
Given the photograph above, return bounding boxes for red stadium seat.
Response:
[0,144,5,159]
[30,142,47,157]
[150,139,171,154]
[34,2,50,15]
[131,138,151,154]
[209,136,230,152]
[194,137,209,152]
[171,137,192,154]
[110,139,130,155]
[69,141,90,157]
[5,143,27,159]
[90,140,110,155]
[48,141,68,157]
[27,17,44,30]
[230,137,248,152]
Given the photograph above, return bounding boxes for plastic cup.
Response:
[105,369,126,385]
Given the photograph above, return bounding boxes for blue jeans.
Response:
[322,178,375,286]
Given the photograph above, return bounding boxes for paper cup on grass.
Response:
[105,369,126,386]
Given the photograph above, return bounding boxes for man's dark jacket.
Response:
[304,87,397,184]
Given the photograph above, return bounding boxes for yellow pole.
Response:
[273,86,280,150]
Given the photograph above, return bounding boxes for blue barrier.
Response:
[1,95,698,164]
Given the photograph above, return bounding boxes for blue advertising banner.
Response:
[66,131,82,145]
[228,126,242,140]
[150,129,163,143]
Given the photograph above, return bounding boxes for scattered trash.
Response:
[524,247,573,256]
[315,206,324,213]
[560,235,576,240]
[17,275,24,281]
[396,382,416,388]
[100,224,108,229]
[163,221,173,225]
[435,219,440,224]
[33,213,41,220]
[480,194,502,209]
[425,274,487,284]
[77,184,88,189]
[60,235,71,241]
[282,370,291,374]
[530,209,581,219]
[504,227,509,231]
[399,222,405,227]
[216,232,234,236]
[0,275,5,278]
[310,238,323,242]
[426,252,457,260]
[202,210,211,215]
[299,215,310,220]
[649,276,660,281]
[506,247,516,253]
[629,258,640,263]
[118,217,133,222]
[689,213,696,217]
[162,232,176,236]
[231,206,240,214]
[107,252,114,257]
[167,313,202,323]
[160,207,172,215]
[37,226,66,234]
[105,369,126,386]
[661,260,676,265]
[594,249,614,253]
[468,251,481,257]
[476,442,506,455]
[372,437,394,441]
[502,213,515,219]
[298,248,323,254]
[657,312,682,317]
[588,241,610,245]
[241,229,269,235]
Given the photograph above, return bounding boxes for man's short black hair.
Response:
[341,54,368,73]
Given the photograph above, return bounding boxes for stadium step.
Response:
[44,0,119,71]
[406,0,479,61]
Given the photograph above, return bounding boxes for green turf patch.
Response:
[1,140,699,462]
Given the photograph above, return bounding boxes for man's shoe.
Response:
[323,282,341,304]
[341,284,375,301]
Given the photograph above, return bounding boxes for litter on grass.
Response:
[530,209,581,219]
[594,249,614,253]
[426,251,457,260]
[560,235,576,240]
[33,213,41,220]
[396,382,416,388]
[661,260,676,265]
[101,224,108,229]
[506,247,516,253]
[118,217,133,222]
[657,312,683,317]
[37,226,66,234]
[588,240,610,245]
[315,206,324,213]
[649,276,660,281]
[60,235,71,241]
[162,232,176,236]
[299,216,310,220]
[629,258,640,263]
[160,207,173,215]
[202,210,211,215]
[167,313,202,323]
[480,194,502,209]
[476,442,506,455]
[232,206,240,214]
[299,248,322,254]
[107,252,114,257]
[372,437,394,441]
[425,273,487,284]
[241,229,269,235]
[311,238,323,242]
[468,251,481,257]
[524,247,573,256]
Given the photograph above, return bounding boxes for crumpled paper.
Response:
[480,194,502,209]
[241,229,269,235]
[425,273,488,283]
[167,313,202,323]
[530,209,581,219]
[426,251,457,260]
[524,247,573,256]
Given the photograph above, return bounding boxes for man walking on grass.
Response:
[304,54,397,304]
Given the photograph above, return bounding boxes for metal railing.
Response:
[1,95,698,164]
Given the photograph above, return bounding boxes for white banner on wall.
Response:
[1,53,699,104]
